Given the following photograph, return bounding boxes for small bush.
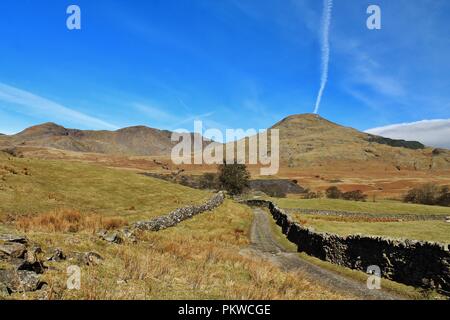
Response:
[403,184,450,206]
[326,186,342,199]
[342,190,367,202]
[304,191,323,199]
[326,186,367,202]
[437,192,450,206]
[199,173,219,190]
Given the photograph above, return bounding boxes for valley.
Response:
[1,113,449,299]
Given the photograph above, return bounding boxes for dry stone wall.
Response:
[246,199,450,295]
[133,192,225,231]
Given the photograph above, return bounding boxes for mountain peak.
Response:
[282,113,323,120]
[116,125,154,133]
[272,113,337,129]
[16,122,70,137]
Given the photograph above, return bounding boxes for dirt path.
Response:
[244,208,404,300]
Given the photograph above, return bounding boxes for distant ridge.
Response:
[1,114,449,171]
[0,122,186,156]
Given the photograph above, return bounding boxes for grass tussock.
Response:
[14,209,128,233]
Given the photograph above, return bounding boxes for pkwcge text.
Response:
[178,304,271,317]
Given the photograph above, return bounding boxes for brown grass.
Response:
[9,200,351,300]
[14,209,128,233]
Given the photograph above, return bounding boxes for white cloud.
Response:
[0,83,118,130]
[366,119,450,149]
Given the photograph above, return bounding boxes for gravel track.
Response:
[244,208,404,300]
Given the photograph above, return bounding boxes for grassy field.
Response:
[267,197,450,243]
[0,152,210,222]
[271,198,450,215]
[290,214,450,243]
[272,197,450,216]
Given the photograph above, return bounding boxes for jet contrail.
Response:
[313,0,333,114]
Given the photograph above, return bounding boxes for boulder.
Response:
[84,252,103,266]
[98,231,123,244]
[0,234,28,244]
[47,248,66,262]
[121,228,137,243]
[25,246,43,264]
[16,259,46,274]
[0,269,42,293]
[72,252,104,266]
[0,242,26,259]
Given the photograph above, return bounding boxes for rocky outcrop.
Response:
[46,248,66,262]
[0,270,42,293]
[1,233,106,297]
[133,192,225,231]
[70,251,103,267]
[0,234,46,294]
[245,200,450,296]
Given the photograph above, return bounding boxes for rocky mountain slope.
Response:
[0,122,199,156]
[271,114,450,171]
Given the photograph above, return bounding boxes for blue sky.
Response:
[0,0,449,146]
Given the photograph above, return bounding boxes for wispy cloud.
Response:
[366,119,450,149]
[171,111,215,129]
[134,103,179,124]
[0,83,118,130]
[313,0,333,114]
[354,65,406,98]
[134,102,218,131]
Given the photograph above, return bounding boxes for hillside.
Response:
[0,151,210,221]
[272,114,450,171]
[0,123,206,156]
